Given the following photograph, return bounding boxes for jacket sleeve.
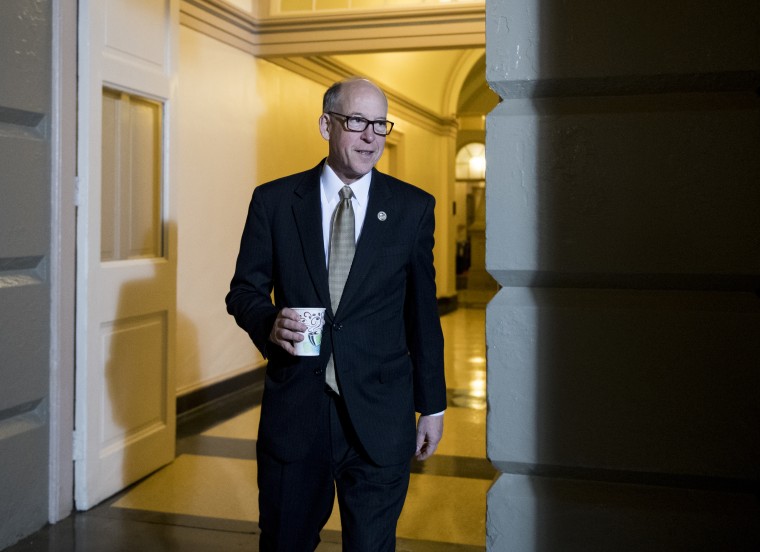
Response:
[405,195,447,415]
[225,186,279,358]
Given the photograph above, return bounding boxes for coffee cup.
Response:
[292,307,326,356]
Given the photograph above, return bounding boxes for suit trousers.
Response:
[257,389,411,552]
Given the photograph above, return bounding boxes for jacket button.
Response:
[314,368,323,375]
[335,324,343,331]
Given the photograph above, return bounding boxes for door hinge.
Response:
[72,430,84,461]
[73,176,81,207]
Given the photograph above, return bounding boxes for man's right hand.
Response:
[268,308,307,355]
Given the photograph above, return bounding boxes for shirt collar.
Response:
[321,162,371,206]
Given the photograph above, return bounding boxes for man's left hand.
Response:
[415,414,443,461]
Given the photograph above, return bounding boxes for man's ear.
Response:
[319,113,330,141]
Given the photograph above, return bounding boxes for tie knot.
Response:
[339,186,354,201]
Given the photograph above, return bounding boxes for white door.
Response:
[75,0,179,510]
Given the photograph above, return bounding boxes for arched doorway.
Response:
[455,141,498,306]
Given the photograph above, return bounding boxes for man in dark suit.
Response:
[226,77,446,551]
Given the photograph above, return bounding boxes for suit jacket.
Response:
[226,160,446,466]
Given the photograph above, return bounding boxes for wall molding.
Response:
[272,55,458,135]
[180,0,467,134]
[180,0,484,57]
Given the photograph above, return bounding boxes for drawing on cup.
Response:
[292,307,325,356]
[308,332,322,348]
[298,309,324,329]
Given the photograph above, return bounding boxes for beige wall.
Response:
[176,26,452,395]
[387,114,454,297]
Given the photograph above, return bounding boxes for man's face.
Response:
[319,81,387,184]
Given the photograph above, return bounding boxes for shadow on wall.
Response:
[533,2,760,550]
[104,224,199,516]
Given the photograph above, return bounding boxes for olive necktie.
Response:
[326,185,355,393]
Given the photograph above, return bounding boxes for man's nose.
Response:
[360,126,375,141]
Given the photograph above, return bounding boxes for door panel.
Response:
[101,313,167,447]
[101,90,163,261]
[76,0,178,510]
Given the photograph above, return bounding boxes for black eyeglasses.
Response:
[328,112,394,136]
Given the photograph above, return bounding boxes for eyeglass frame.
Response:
[327,111,394,136]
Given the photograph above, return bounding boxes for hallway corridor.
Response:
[7,308,492,551]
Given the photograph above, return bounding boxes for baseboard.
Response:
[437,294,459,315]
[176,368,265,438]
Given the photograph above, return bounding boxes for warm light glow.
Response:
[468,155,485,180]
[469,373,486,399]
[455,142,486,181]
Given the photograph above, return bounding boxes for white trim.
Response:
[49,0,78,523]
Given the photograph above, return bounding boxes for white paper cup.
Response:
[292,307,326,356]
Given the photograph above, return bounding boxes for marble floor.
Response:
[7,308,493,551]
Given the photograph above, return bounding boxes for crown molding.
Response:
[180,0,468,134]
[270,56,458,135]
[180,0,484,57]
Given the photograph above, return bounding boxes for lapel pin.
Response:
[377,211,387,221]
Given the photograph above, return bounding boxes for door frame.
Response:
[48,0,78,523]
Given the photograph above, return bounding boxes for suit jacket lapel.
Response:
[337,170,392,312]
[292,164,332,313]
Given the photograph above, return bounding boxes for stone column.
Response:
[485,1,760,549]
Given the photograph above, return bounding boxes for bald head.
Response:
[323,78,388,114]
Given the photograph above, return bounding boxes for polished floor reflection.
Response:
[7,308,491,552]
